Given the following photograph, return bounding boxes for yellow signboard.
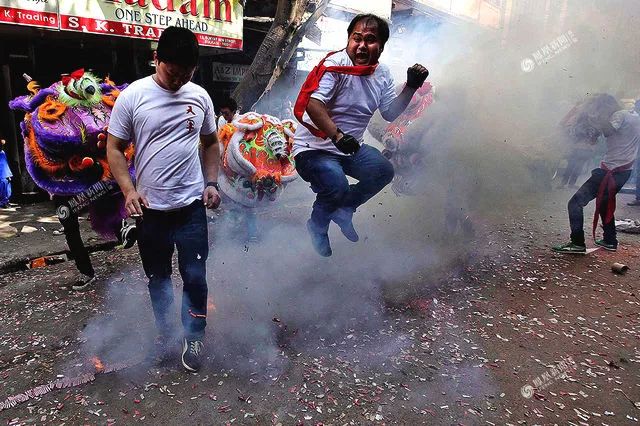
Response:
[57,0,243,49]
[0,0,59,29]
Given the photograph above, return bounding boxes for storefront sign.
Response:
[0,0,59,30]
[57,0,243,49]
[212,61,247,82]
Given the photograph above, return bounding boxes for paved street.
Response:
[1,186,639,425]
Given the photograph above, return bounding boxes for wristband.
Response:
[206,181,220,191]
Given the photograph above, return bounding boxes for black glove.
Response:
[406,64,429,89]
[332,132,360,155]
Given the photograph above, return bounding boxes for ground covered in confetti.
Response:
[1,188,639,425]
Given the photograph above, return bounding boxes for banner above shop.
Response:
[57,0,243,49]
[0,0,59,30]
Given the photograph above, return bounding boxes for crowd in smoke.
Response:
[77,2,640,374]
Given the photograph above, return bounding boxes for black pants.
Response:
[137,200,209,339]
[53,196,94,277]
[568,168,631,246]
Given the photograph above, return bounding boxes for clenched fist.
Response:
[406,64,429,89]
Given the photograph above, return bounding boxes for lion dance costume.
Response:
[217,112,297,241]
[378,83,434,195]
[9,68,135,238]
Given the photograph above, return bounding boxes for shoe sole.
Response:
[72,276,96,291]
[551,248,586,254]
[181,340,199,372]
[594,244,617,252]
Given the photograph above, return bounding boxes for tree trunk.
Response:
[232,0,329,111]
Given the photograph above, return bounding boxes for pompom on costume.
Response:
[217,112,298,207]
[9,69,135,238]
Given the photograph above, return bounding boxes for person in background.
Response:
[0,139,11,208]
[217,97,240,129]
[553,95,640,253]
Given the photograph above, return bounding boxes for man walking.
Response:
[553,94,640,253]
[107,27,221,372]
[293,13,429,256]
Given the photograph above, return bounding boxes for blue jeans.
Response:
[137,200,209,339]
[295,145,394,229]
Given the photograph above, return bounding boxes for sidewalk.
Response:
[0,201,113,273]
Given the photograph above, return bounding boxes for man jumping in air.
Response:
[293,13,429,257]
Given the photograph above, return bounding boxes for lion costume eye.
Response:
[38,97,67,122]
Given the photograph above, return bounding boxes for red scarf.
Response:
[592,161,633,239]
[294,50,378,139]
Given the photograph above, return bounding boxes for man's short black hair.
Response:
[157,26,199,67]
[219,97,238,111]
[347,14,390,47]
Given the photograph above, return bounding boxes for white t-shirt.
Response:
[108,76,216,210]
[217,112,239,130]
[602,110,640,169]
[293,50,397,157]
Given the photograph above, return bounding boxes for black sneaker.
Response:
[181,338,204,372]
[594,239,617,251]
[119,220,137,249]
[306,219,332,257]
[332,208,359,242]
[72,273,97,291]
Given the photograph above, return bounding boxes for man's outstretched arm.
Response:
[381,64,429,122]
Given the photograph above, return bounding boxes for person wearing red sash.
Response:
[293,14,428,256]
[553,95,640,253]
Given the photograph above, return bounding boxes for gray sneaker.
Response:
[181,338,204,372]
